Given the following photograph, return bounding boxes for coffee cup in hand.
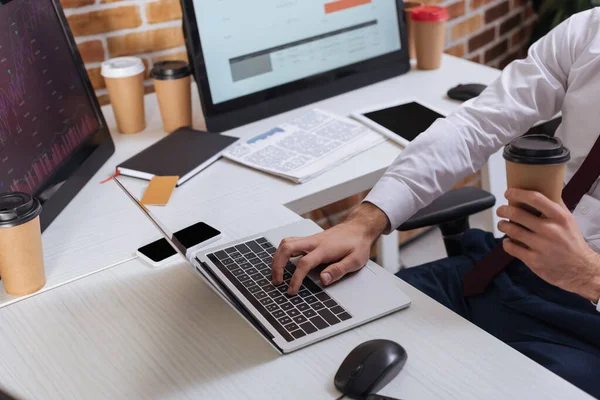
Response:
[0,192,45,296]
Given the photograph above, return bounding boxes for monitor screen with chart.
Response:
[181,0,409,131]
[0,0,114,230]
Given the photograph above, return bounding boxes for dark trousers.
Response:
[396,229,600,399]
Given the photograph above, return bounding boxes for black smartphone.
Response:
[136,222,222,266]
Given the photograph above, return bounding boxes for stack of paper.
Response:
[223,109,386,183]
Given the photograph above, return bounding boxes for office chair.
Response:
[398,187,496,257]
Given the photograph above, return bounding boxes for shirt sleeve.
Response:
[364,10,596,233]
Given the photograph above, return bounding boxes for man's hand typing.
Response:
[497,189,600,302]
[271,202,389,295]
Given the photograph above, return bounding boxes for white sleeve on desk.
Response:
[363,12,595,231]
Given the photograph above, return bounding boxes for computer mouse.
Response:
[334,339,408,399]
[447,83,487,101]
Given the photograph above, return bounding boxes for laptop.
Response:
[114,177,411,354]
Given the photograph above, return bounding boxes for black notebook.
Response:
[117,127,239,185]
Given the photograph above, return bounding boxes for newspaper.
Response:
[223,109,386,183]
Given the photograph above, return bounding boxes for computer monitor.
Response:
[181,0,409,131]
[0,0,115,231]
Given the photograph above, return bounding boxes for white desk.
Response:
[0,55,592,400]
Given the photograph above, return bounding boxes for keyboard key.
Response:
[291,329,306,339]
[300,322,317,334]
[338,312,352,321]
[318,309,341,325]
[235,244,252,254]
[315,292,330,302]
[261,243,271,249]
[285,263,296,273]
[245,268,259,276]
[260,297,274,306]
[283,271,292,280]
[266,248,276,255]
[256,237,269,244]
[261,256,273,264]
[273,296,288,305]
[265,303,279,312]
[303,279,323,294]
[261,269,272,277]
[239,262,252,270]
[231,268,245,277]
[267,290,281,299]
[247,256,260,264]
[281,303,294,311]
[263,283,278,292]
[247,241,264,253]
[330,306,345,315]
[256,278,271,287]
[229,251,241,258]
[296,303,310,312]
[224,247,237,254]
[284,322,299,332]
[278,316,292,325]
[222,258,235,266]
[214,250,228,260]
[287,309,300,318]
[272,310,286,319]
[311,302,325,311]
[237,273,250,282]
[256,251,269,258]
[290,296,304,306]
[247,285,261,294]
[293,315,307,324]
[310,316,329,330]
[298,289,311,298]
[303,309,317,318]
[250,273,263,281]
[277,284,289,293]
[242,279,255,288]
[254,292,268,300]
[323,299,337,308]
[304,296,318,304]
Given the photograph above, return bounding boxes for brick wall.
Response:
[64,0,535,105]
[437,0,536,68]
[62,0,188,105]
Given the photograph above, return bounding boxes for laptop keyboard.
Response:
[206,237,353,342]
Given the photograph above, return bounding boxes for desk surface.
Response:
[0,55,592,400]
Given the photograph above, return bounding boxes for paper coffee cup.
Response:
[151,61,193,133]
[101,57,146,134]
[504,135,571,215]
[403,1,423,60]
[0,193,45,296]
[411,6,449,70]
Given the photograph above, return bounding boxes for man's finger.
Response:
[271,237,316,285]
[496,205,543,232]
[287,248,326,295]
[497,220,539,249]
[505,189,563,219]
[320,254,364,286]
[502,238,533,263]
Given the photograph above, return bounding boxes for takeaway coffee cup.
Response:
[504,135,571,214]
[0,192,45,296]
[403,1,423,60]
[151,60,193,133]
[101,57,146,134]
[411,6,449,70]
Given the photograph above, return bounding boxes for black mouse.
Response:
[335,339,408,399]
[447,83,487,101]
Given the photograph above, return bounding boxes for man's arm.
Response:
[365,11,597,232]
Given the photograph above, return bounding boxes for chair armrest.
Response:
[398,187,496,231]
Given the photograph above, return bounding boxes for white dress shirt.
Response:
[366,9,600,246]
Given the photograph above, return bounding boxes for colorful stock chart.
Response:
[0,0,99,194]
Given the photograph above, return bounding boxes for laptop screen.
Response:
[191,0,402,104]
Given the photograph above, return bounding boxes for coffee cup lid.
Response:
[503,135,571,165]
[151,60,192,80]
[0,192,42,228]
[410,6,449,22]
[101,57,145,79]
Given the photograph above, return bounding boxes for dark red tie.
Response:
[463,134,600,296]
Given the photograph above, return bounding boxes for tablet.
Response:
[351,101,445,147]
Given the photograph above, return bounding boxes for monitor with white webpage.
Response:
[181,0,409,131]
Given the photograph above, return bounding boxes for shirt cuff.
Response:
[363,176,418,234]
